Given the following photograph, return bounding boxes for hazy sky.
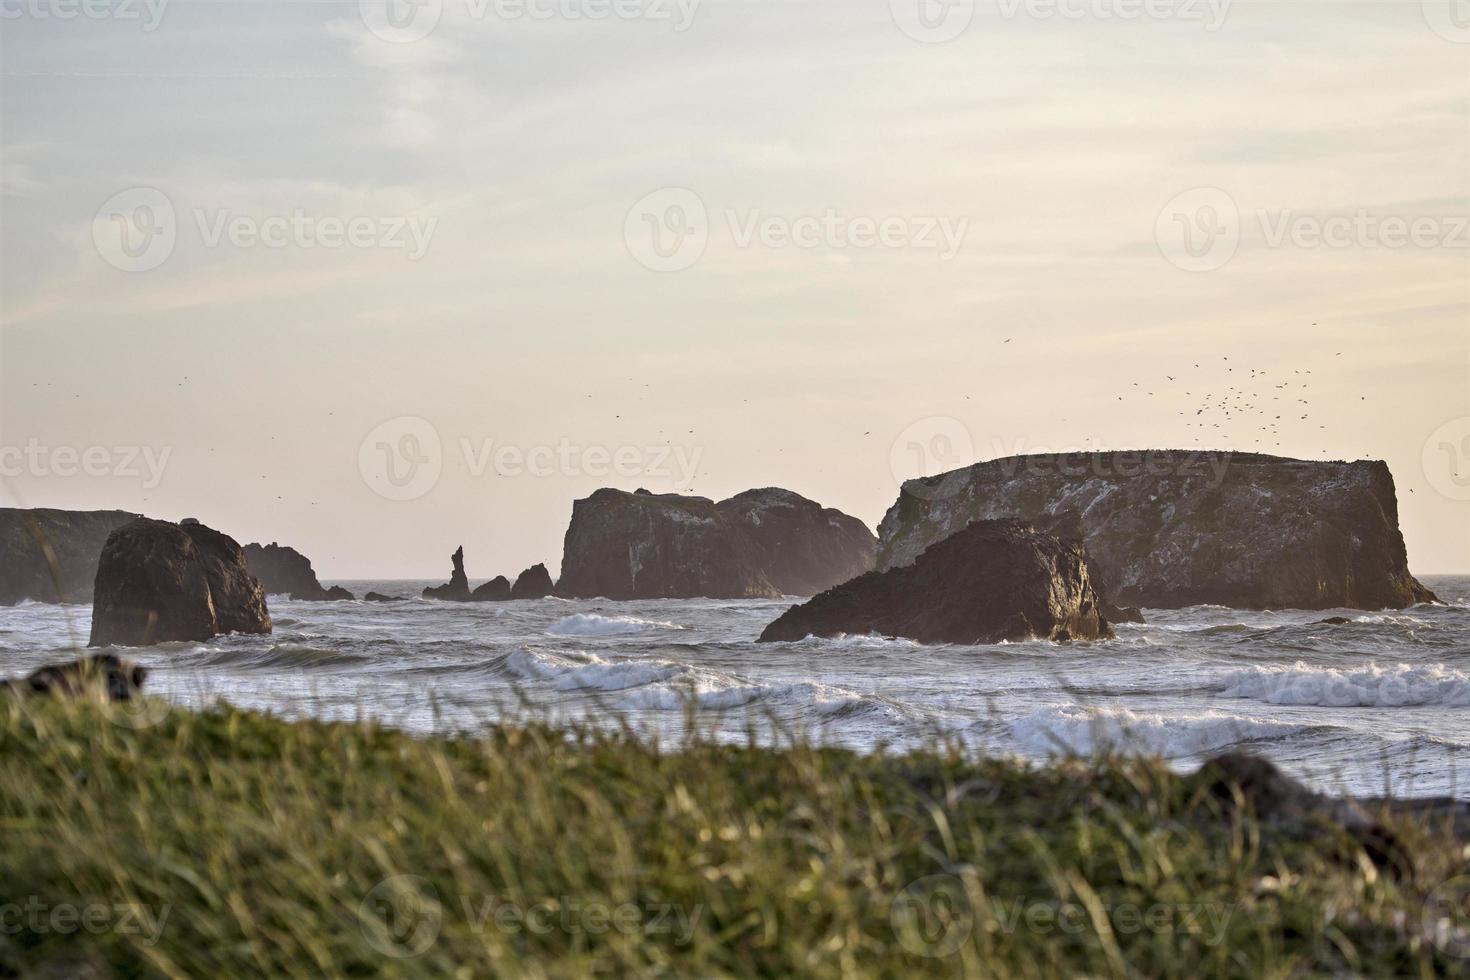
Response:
[2,0,1468,578]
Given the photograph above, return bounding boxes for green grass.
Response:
[0,696,1465,978]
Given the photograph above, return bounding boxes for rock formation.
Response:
[510,563,555,599]
[1198,752,1470,872]
[558,487,876,600]
[0,508,141,605]
[0,654,146,702]
[471,576,512,601]
[758,519,1113,645]
[719,489,879,596]
[242,542,354,601]
[878,451,1435,611]
[423,546,472,601]
[88,518,272,647]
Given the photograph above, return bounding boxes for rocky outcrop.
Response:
[1199,752,1470,871]
[242,542,354,601]
[558,488,876,600]
[89,518,272,647]
[878,451,1435,611]
[423,546,472,601]
[511,563,555,599]
[0,508,141,605]
[759,519,1113,645]
[718,489,878,596]
[471,576,512,601]
[0,654,146,702]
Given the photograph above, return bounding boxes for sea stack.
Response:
[510,563,555,599]
[243,542,354,601]
[423,546,472,601]
[878,451,1435,611]
[89,518,272,647]
[557,487,876,600]
[758,519,1113,645]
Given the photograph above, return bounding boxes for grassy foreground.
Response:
[0,697,1466,978]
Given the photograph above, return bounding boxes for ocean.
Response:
[4,576,1467,799]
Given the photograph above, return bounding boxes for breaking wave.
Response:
[1218,662,1470,707]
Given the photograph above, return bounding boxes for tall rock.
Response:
[0,508,140,605]
[759,519,1113,645]
[557,487,876,600]
[243,542,353,600]
[877,451,1436,610]
[423,546,472,601]
[89,518,271,647]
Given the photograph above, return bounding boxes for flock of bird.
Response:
[1112,353,1354,452]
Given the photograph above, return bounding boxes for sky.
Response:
[1,0,1468,578]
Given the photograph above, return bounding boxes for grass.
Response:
[0,695,1466,978]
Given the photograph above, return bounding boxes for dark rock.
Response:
[758,519,1113,645]
[1197,752,1470,875]
[1318,616,1352,625]
[558,487,876,600]
[0,654,146,702]
[242,542,353,601]
[364,592,397,602]
[0,508,141,605]
[510,563,555,599]
[88,518,271,647]
[878,451,1436,610]
[720,489,879,596]
[423,546,472,601]
[471,576,512,601]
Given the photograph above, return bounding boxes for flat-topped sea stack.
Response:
[89,518,272,647]
[878,451,1435,611]
[759,519,1112,645]
[0,508,141,605]
[558,487,876,599]
[243,542,353,601]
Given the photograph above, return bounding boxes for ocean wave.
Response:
[188,645,371,670]
[794,633,921,650]
[503,647,605,680]
[546,613,684,637]
[498,647,899,720]
[1218,662,1470,707]
[1003,704,1305,758]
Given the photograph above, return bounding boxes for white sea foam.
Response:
[546,613,683,636]
[503,647,605,680]
[1219,662,1470,707]
[1005,704,1304,758]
